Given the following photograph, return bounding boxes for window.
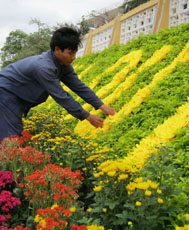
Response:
[173,8,176,14]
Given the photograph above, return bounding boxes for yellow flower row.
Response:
[96,50,142,98]
[176,225,189,230]
[64,50,142,120]
[67,45,171,122]
[89,50,142,91]
[78,64,94,80]
[126,178,159,193]
[83,45,172,117]
[98,100,189,176]
[75,42,188,138]
[73,64,83,72]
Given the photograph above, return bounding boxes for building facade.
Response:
[77,0,189,57]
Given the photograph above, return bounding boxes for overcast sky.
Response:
[0,0,123,49]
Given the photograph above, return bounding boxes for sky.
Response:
[0,0,123,49]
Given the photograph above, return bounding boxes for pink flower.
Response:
[0,215,6,222]
[0,190,21,213]
[0,171,15,191]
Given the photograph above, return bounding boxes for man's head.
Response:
[50,27,81,66]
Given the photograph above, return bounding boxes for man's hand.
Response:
[86,114,104,128]
[99,104,116,116]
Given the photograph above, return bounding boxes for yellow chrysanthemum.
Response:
[145,190,152,197]
[136,201,142,207]
[157,189,162,194]
[102,208,107,213]
[107,171,116,177]
[93,185,104,192]
[87,225,104,230]
[70,207,76,213]
[157,198,164,204]
[118,174,128,181]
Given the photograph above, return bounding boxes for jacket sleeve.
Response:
[61,65,103,110]
[34,66,90,120]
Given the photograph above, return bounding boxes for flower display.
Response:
[0,171,15,191]
[23,164,83,209]
[0,190,21,212]
[0,24,188,230]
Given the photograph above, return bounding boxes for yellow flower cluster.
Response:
[89,51,141,91]
[74,45,173,138]
[78,64,94,80]
[32,131,51,141]
[124,101,189,172]
[23,119,36,132]
[175,214,189,230]
[34,214,47,228]
[126,178,159,194]
[68,46,171,124]
[73,64,83,72]
[118,173,128,181]
[86,154,101,162]
[89,73,104,91]
[96,50,142,98]
[96,99,189,177]
[65,50,142,121]
[175,225,189,230]
[98,159,127,174]
[104,45,171,105]
[24,112,48,122]
[93,171,104,178]
[87,226,104,230]
[93,185,104,192]
[70,207,76,213]
[138,45,172,72]
[47,135,73,144]
[101,42,189,134]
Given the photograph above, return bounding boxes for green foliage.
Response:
[96,62,189,156]
[140,141,189,228]
[122,0,150,13]
[0,21,52,68]
[0,16,91,68]
[0,30,28,67]
[1,23,188,229]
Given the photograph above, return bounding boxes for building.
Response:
[77,0,189,57]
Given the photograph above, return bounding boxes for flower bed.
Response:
[0,24,189,229]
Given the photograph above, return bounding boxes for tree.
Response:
[0,19,52,68]
[0,30,28,67]
[77,16,90,36]
[27,18,52,53]
[0,17,90,68]
[122,0,150,13]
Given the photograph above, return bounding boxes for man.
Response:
[0,27,116,143]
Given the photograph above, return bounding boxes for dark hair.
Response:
[50,27,81,51]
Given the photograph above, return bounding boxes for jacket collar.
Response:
[50,50,60,68]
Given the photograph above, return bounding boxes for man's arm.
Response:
[61,66,116,116]
[61,66,103,109]
[35,65,115,128]
[34,66,90,120]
